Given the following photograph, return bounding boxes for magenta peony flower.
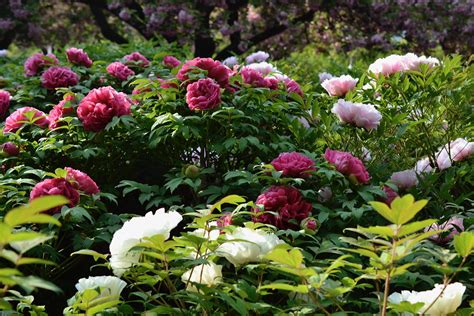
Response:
[66,48,93,67]
[2,142,19,156]
[390,169,418,190]
[0,90,11,117]
[285,79,303,96]
[382,185,399,205]
[331,99,382,130]
[48,96,75,129]
[253,185,312,229]
[29,178,80,213]
[77,86,132,132]
[124,52,150,68]
[426,217,464,244]
[65,167,100,195]
[3,107,50,133]
[106,62,135,81]
[41,66,79,89]
[241,67,269,88]
[163,55,181,68]
[186,78,221,111]
[301,217,318,234]
[271,152,316,178]
[436,138,474,170]
[24,53,59,77]
[324,149,370,184]
[177,57,231,88]
[321,75,358,96]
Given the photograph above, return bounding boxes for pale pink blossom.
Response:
[321,75,358,96]
[436,138,474,170]
[331,99,382,130]
[390,169,418,190]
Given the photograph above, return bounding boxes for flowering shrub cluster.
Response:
[0,43,472,315]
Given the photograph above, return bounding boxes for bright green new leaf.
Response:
[398,219,437,236]
[71,249,109,261]
[358,225,395,237]
[454,232,474,257]
[264,248,303,268]
[211,194,246,212]
[5,195,67,227]
[259,283,308,293]
[368,201,396,223]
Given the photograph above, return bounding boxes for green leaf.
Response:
[368,201,396,224]
[16,258,57,266]
[398,219,437,236]
[358,225,395,237]
[210,194,246,212]
[259,283,308,293]
[454,232,474,257]
[264,247,303,268]
[71,249,109,261]
[5,196,67,227]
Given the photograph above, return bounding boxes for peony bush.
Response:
[0,42,472,315]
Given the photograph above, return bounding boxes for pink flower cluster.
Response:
[271,152,315,178]
[324,149,370,184]
[177,57,231,88]
[254,185,312,229]
[106,62,135,81]
[186,78,221,111]
[29,168,99,213]
[321,75,358,96]
[368,53,440,77]
[124,52,150,68]
[77,86,132,132]
[331,99,382,130]
[0,90,11,118]
[41,66,79,89]
[3,107,49,133]
[241,67,276,89]
[163,55,181,68]
[436,138,473,170]
[24,53,59,77]
[425,217,464,244]
[66,48,93,67]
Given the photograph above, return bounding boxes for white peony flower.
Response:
[222,56,238,68]
[72,275,127,307]
[361,147,372,161]
[109,208,183,276]
[245,62,280,76]
[181,262,223,292]
[216,227,284,267]
[388,282,466,315]
[0,49,8,57]
[331,99,382,130]
[390,169,418,190]
[414,157,434,175]
[245,51,270,64]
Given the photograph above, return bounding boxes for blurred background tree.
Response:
[1,0,472,57]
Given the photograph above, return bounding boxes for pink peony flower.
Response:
[29,178,80,213]
[24,53,59,77]
[77,86,132,132]
[163,55,181,68]
[436,138,474,170]
[390,169,418,190]
[177,57,231,88]
[368,53,440,77]
[301,217,318,234]
[426,218,464,244]
[124,52,150,68]
[382,185,399,205]
[66,48,93,67]
[285,79,303,96]
[414,157,434,174]
[245,62,279,76]
[3,107,50,133]
[186,78,221,111]
[65,167,100,195]
[0,90,11,118]
[253,185,312,229]
[271,152,316,178]
[217,213,233,228]
[2,142,19,156]
[324,149,371,184]
[41,67,79,89]
[241,67,271,88]
[319,72,333,83]
[48,96,75,129]
[106,62,135,81]
[321,75,358,96]
[331,99,382,130]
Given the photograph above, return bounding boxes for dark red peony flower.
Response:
[271,152,316,178]
[324,149,370,184]
[29,178,80,213]
[2,142,19,156]
[177,57,231,88]
[41,67,79,89]
[77,86,132,132]
[253,185,312,229]
[65,167,100,195]
[382,185,399,205]
[186,78,221,111]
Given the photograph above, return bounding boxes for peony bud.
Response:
[301,217,318,235]
[184,165,200,179]
[2,142,19,156]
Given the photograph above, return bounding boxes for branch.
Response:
[215,9,316,60]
